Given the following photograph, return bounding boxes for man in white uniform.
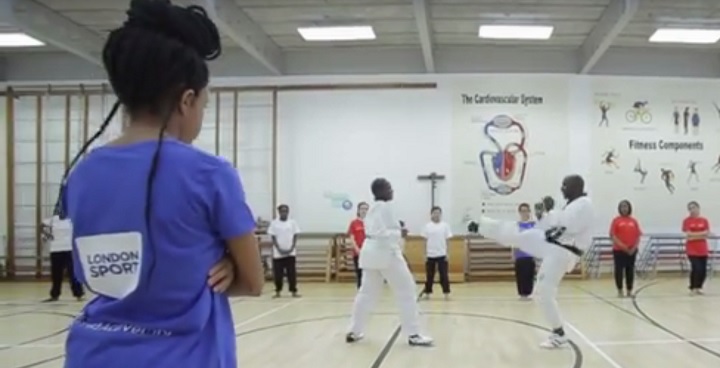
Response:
[477,175,593,348]
[346,178,433,346]
[42,211,84,302]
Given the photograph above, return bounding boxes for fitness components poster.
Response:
[590,77,720,232]
[451,76,571,229]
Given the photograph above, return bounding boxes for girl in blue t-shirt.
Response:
[514,203,536,300]
[57,1,264,367]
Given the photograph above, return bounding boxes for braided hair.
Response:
[54,0,221,284]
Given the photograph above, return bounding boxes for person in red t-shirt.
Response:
[609,200,642,297]
[682,201,710,295]
[347,202,369,288]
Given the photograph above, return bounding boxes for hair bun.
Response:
[125,0,221,60]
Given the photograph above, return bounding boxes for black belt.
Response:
[545,227,583,257]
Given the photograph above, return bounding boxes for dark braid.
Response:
[56,0,221,286]
[54,100,121,218]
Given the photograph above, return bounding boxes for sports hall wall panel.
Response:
[2,74,720,277]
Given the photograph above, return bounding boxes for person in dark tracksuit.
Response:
[269,204,301,298]
[514,203,536,300]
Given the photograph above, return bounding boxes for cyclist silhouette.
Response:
[626,101,651,123]
[632,101,647,109]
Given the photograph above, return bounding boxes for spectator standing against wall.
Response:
[609,200,642,298]
[682,201,710,295]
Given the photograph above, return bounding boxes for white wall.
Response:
[273,74,720,235]
[277,88,451,233]
[4,73,720,241]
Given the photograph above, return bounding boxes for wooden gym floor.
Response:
[1,278,719,368]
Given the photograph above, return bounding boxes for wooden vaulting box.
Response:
[403,235,466,283]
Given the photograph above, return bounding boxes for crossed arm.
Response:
[685,230,709,240]
[684,219,710,240]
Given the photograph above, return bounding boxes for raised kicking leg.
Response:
[477,216,556,259]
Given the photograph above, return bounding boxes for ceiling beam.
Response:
[578,0,639,74]
[412,0,434,73]
[204,0,283,75]
[0,0,103,66]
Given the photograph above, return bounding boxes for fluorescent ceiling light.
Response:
[0,33,45,47]
[478,25,554,40]
[297,26,376,41]
[649,28,720,44]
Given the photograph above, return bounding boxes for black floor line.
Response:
[13,354,66,368]
[630,282,720,360]
[572,283,657,325]
[235,311,582,368]
[577,282,720,360]
[369,291,424,368]
[0,310,75,352]
[369,325,402,368]
[11,297,586,368]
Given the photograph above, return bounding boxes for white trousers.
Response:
[479,217,573,329]
[348,254,422,338]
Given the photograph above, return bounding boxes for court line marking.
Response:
[0,343,63,349]
[224,295,720,307]
[566,322,624,368]
[233,310,583,368]
[631,282,720,359]
[233,299,300,329]
[594,337,720,346]
[1,289,716,307]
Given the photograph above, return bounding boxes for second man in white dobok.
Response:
[346,178,433,346]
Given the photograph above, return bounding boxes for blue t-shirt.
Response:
[63,139,255,368]
[514,221,535,259]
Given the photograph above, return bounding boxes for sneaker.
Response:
[626,290,632,298]
[272,292,281,299]
[345,332,364,343]
[696,289,704,295]
[42,297,58,303]
[423,293,431,300]
[617,290,624,298]
[519,295,532,301]
[443,294,450,301]
[540,333,568,349]
[291,292,302,298]
[408,334,433,346]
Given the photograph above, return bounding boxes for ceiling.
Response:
[1,0,720,77]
